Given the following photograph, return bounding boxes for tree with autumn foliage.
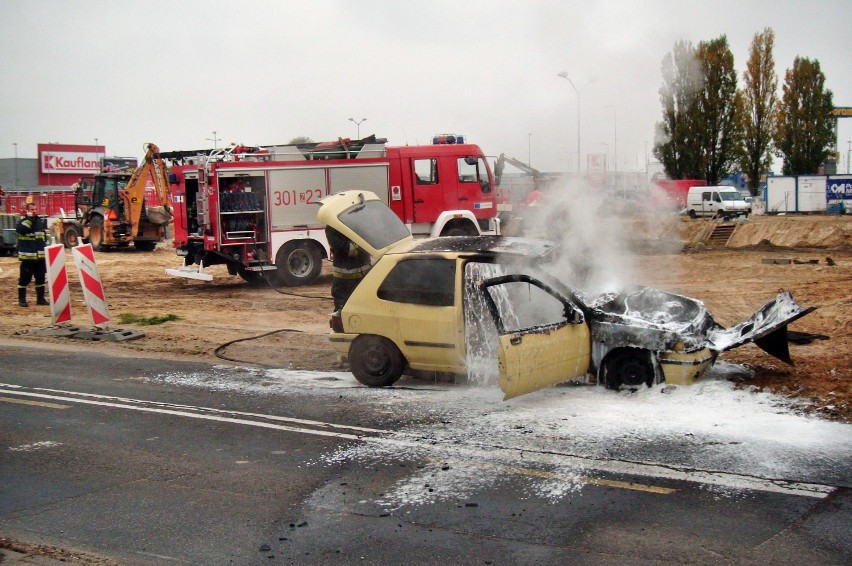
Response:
[774,57,835,175]
[738,28,779,196]
[654,40,703,180]
[655,36,741,184]
[694,36,741,185]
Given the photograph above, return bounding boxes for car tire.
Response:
[349,335,405,387]
[602,348,656,390]
[687,210,697,219]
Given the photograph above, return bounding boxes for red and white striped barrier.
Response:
[71,244,111,327]
[45,244,72,324]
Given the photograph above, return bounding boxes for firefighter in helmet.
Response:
[325,225,371,312]
[16,196,49,307]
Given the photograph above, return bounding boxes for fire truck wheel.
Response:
[442,225,474,237]
[349,335,405,387]
[89,216,106,251]
[275,241,323,287]
[237,266,266,286]
[134,240,157,252]
[63,226,80,248]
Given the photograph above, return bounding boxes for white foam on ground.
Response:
[150,361,851,508]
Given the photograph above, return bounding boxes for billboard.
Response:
[827,176,852,201]
[102,157,138,172]
[38,143,105,186]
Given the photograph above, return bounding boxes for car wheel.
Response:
[349,335,405,387]
[687,210,697,219]
[602,348,655,390]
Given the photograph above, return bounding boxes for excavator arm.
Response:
[120,143,173,239]
[494,153,542,187]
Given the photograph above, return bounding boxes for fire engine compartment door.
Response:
[328,164,389,204]
[268,168,327,229]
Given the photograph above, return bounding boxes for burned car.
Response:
[317,191,814,400]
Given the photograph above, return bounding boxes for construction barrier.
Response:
[45,244,72,324]
[71,244,111,327]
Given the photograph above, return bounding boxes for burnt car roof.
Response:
[393,236,557,258]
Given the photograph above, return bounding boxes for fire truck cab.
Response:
[166,135,500,286]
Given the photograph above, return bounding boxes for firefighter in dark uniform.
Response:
[16,198,49,307]
[325,225,371,312]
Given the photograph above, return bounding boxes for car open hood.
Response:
[316,190,413,258]
[706,291,816,364]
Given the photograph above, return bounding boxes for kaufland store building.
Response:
[0,143,105,190]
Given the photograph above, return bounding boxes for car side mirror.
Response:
[565,307,584,324]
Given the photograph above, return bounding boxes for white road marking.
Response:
[9,441,62,452]
[0,384,836,499]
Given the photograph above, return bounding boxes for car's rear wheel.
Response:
[602,348,656,390]
[687,209,697,219]
[349,335,405,387]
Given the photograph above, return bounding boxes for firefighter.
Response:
[16,198,49,307]
[325,225,371,312]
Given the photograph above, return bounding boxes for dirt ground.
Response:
[1,214,849,422]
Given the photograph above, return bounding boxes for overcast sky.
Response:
[2,0,850,174]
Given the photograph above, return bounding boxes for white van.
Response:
[686,186,751,219]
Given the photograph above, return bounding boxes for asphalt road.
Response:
[1,343,850,565]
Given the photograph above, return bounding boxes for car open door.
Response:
[480,275,591,400]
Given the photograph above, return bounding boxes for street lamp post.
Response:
[847,140,851,174]
[12,142,18,188]
[605,105,617,192]
[557,72,597,173]
[528,133,532,167]
[206,131,220,150]
[348,117,366,139]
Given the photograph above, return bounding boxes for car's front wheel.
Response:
[602,348,657,390]
[349,335,405,387]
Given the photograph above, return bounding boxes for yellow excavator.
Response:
[54,143,173,251]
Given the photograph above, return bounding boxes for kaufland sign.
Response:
[41,151,100,174]
[37,143,105,186]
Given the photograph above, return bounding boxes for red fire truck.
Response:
[165,135,500,286]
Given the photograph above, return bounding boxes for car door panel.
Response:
[498,323,590,400]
